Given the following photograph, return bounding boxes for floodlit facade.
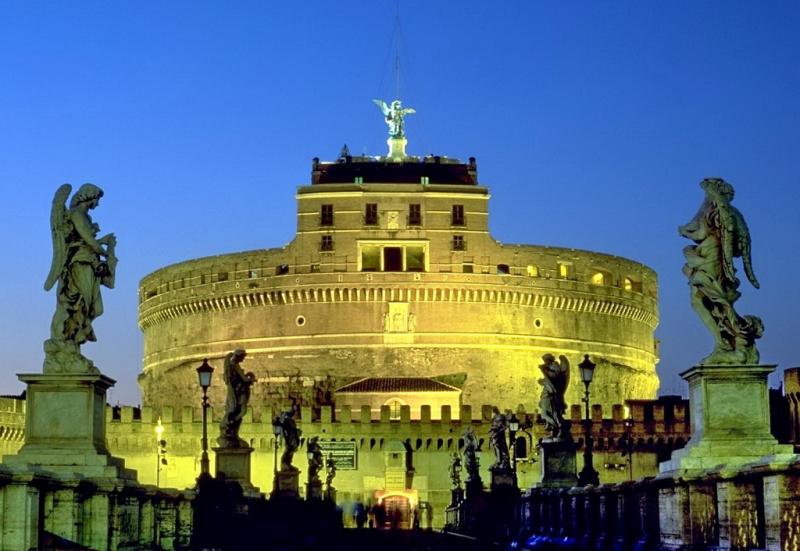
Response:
[138,150,660,415]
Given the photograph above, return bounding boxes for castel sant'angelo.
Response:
[137,99,660,417]
[0,100,681,529]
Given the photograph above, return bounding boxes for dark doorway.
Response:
[383,247,403,271]
[381,496,411,529]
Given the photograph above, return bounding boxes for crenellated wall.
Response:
[0,397,25,458]
[1,396,689,529]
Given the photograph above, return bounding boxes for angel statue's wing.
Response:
[401,107,416,115]
[44,184,72,291]
[716,201,738,285]
[557,355,570,395]
[732,208,759,289]
[372,99,389,116]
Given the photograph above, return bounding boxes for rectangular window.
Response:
[320,204,333,226]
[409,204,422,226]
[321,235,333,251]
[310,264,321,273]
[452,235,465,251]
[526,265,539,277]
[452,205,465,226]
[558,262,571,279]
[361,246,381,271]
[406,246,425,272]
[365,203,378,225]
[462,263,474,273]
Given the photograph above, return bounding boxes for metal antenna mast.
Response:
[394,1,402,99]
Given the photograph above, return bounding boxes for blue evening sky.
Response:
[0,2,797,406]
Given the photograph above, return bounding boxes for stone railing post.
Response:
[83,484,113,551]
[157,493,179,549]
[633,477,659,551]
[596,483,617,549]
[762,465,800,550]
[579,486,599,549]
[0,471,42,551]
[716,473,763,550]
[613,481,638,550]
[568,487,585,547]
[138,491,155,549]
[657,477,718,549]
[44,478,82,544]
[557,488,573,543]
[176,490,194,548]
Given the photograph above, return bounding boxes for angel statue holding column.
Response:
[373,99,416,139]
[43,183,117,373]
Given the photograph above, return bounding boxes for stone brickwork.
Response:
[1,396,689,529]
[137,156,660,413]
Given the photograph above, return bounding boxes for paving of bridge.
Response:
[264,529,495,551]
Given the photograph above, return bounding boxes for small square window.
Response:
[310,264,321,273]
[452,205,465,226]
[452,235,465,251]
[321,235,334,251]
[320,204,333,226]
[462,263,474,273]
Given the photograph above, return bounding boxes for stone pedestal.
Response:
[214,446,259,495]
[3,373,134,480]
[465,478,483,500]
[387,137,408,159]
[490,466,515,492]
[660,365,794,473]
[272,468,300,499]
[306,480,323,500]
[538,439,578,488]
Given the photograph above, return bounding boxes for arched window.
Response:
[385,398,404,420]
[591,272,605,286]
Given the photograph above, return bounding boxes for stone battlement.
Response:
[0,397,690,450]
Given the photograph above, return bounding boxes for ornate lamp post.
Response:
[272,417,282,492]
[623,406,634,481]
[577,354,600,486]
[508,412,520,480]
[196,359,214,477]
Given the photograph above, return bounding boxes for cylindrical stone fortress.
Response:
[138,154,659,413]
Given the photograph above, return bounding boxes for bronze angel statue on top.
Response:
[373,99,415,139]
[44,184,117,373]
[679,178,763,365]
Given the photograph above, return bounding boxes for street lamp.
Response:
[508,412,519,478]
[623,406,634,481]
[155,416,167,487]
[577,354,600,486]
[196,358,214,477]
[272,417,282,492]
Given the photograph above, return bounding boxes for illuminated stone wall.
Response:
[1,397,689,529]
[138,177,659,413]
[0,398,24,458]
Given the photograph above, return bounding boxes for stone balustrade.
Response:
[512,457,800,551]
[0,464,193,551]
